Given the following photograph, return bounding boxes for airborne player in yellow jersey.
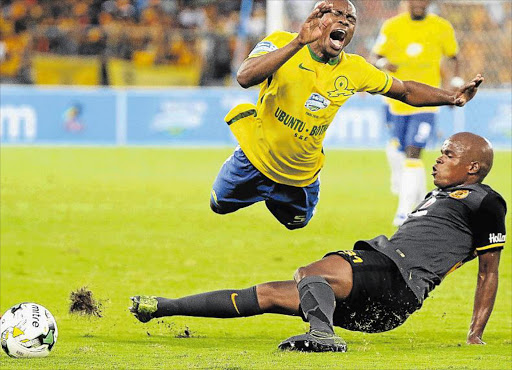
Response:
[210,0,483,230]
[371,0,463,227]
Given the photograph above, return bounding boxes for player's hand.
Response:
[454,74,484,107]
[385,62,399,73]
[466,334,486,345]
[375,57,398,73]
[296,1,334,46]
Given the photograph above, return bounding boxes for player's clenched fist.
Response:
[297,1,334,46]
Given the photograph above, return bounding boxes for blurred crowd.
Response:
[0,0,267,85]
[0,0,510,87]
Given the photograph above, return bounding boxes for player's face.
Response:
[320,0,357,58]
[432,139,472,188]
[408,0,430,19]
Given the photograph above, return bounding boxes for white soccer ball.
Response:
[1,303,58,358]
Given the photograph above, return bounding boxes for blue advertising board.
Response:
[0,86,117,144]
[124,88,255,145]
[1,85,510,149]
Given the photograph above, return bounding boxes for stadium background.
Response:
[0,1,511,369]
[1,0,511,148]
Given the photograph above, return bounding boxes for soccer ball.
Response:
[1,303,58,358]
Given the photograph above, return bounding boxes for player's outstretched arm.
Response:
[467,250,501,345]
[383,74,484,108]
[237,1,334,88]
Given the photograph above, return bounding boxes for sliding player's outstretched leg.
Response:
[129,281,301,323]
[130,296,158,323]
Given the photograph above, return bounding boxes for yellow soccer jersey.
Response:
[225,31,392,187]
[372,12,458,115]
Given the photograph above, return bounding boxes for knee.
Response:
[282,217,310,230]
[283,222,308,231]
[210,199,230,214]
[210,199,222,214]
[293,266,311,283]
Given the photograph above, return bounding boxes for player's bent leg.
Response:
[394,114,433,226]
[210,147,266,215]
[395,145,424,226]
[209,193,236,214]
[266,179,319,230]
[294,255,353,299]
[386,138,405,196]
[255,281,300,316]
[279,255,352,352]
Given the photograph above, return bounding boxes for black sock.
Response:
[298,276,335,334]
[154,286,262,318]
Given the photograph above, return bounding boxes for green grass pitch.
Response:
[1,147,510,369]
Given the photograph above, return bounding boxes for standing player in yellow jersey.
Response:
[371,0,464,226]
[210,0,482,230]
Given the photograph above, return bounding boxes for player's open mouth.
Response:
[432,166,437,176]
[329,29,346,50]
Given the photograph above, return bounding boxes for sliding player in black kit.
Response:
[130,132,506,352]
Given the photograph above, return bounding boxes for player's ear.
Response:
[468,161,480,175]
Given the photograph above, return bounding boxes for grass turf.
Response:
[1,147,510,369]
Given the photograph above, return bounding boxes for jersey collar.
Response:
[307,44,341,65]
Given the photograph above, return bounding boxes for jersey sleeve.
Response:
[473,192,507,255]
[356,58,393,94]
[441,20,459,58]
[371,20,392,57]
[247,31,295,59]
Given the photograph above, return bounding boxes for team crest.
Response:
[449,190,470,199]
[305,93,330,112]
[328,76,355,98]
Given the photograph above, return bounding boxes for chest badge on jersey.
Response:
[328,76,355,98]
[449,190,470,199]
[305,93,331,112]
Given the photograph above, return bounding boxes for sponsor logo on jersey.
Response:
[449,190,470,199]
[274,107,306,133]
[274,107,330,138]
[309,124,329,136]
[489,233,506,244]
[328,76,355,98]
[249,41,277,56]
[304,93,330,112]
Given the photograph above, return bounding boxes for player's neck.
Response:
[308,43,341,65]
[409,13,427,21]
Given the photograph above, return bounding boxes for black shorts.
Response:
[324,249,422,333]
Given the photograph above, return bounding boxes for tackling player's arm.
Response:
[383,74,484,107]
[467,250,500,345]
[237,1,334,88]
